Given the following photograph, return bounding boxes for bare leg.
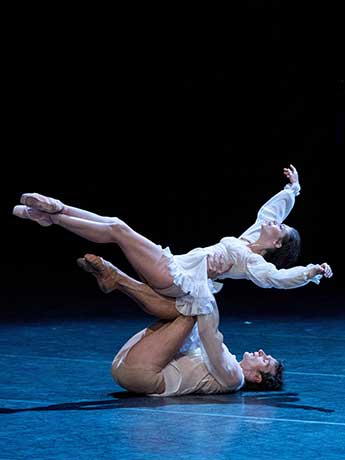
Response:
[62,205,118,223]
[78,254,179,320]
[112,319,195,394]
[125,315,197,371]
[78,255,196,394]
[62,202,157,285]
[15,193,176,289]
[76,255,197,394]
[49,212,173,289]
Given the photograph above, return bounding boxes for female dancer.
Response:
[13,164,333,317]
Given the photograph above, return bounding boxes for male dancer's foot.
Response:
[78,254,180,320]
[20,193,64,214]
[77,254,123,293]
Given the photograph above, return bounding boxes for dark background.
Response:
[2,4,344,320]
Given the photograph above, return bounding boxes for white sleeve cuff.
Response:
[284,182,301,196]
[303,264,323,284]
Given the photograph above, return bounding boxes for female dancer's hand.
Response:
[308,263,333,279]
[207,253,233,279]
[284,164,299,185]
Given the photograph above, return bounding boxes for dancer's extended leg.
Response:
[49,213,172,288]
[60,204,119,223]
[14,194,174,289]
[76,254,196,376]
[77,254,179,320]
[77,253,196,395]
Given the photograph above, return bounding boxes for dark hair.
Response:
[264,227,301,269]
[244,360,284,392]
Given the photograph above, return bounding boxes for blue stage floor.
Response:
[1,298,344,460]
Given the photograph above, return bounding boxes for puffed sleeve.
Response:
[240,184,301,242]
[197,300,245,391]
[246,255,323,289]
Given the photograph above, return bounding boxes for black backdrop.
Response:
[2,7,344,319]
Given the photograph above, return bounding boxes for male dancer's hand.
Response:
[207,253,233,279]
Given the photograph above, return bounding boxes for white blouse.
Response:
[163,182,322,317]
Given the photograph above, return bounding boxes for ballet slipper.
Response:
[12,205,53,227]
[20,193,64,214]
[77,254,122,293]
